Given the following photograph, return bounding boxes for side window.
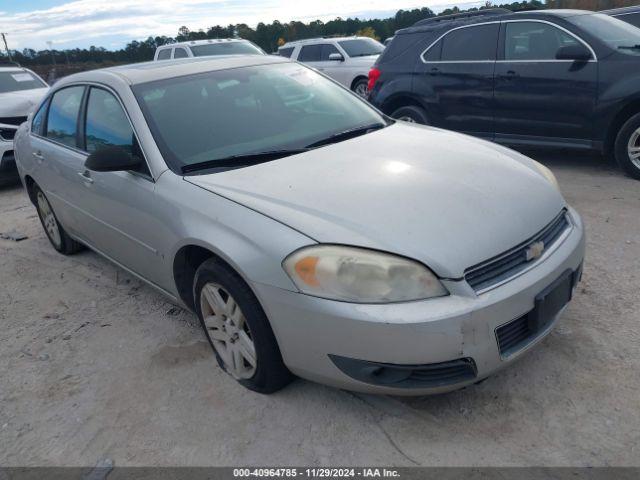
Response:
[46,86,84,148]
[278,47,294,58]
[298,44,323,62]
[505,21,581,61]
[174,47,189,59]
[423,39,442,61]
[321,44,341,60]
[31,98,49,135]
[157,49,171,60]
[440,24,499,61]
[84,88,134,154]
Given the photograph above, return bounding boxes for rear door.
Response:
[493,20,598,147]
[415,22,499,138]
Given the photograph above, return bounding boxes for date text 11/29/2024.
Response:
[233,468,400,478]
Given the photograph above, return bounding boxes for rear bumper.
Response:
[253,207,585,395]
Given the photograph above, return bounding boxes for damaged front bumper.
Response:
[251,208,585,395]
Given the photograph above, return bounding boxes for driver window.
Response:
[505,22,581,61]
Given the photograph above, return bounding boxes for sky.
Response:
[0,0,486,51]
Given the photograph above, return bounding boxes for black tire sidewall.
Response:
[391,105,429,125]
[33,185,69,254]
[193,258,291,393]
[614,113,640,180]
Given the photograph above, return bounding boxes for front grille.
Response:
[329,355,477,389]
[0,116,28,126]
[465,210,570,292]
[0,127,16,141]
[406,358,477,387]
[496,314,531,356]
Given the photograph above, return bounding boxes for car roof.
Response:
[56,55,291,86]
[157,38,251,49]
[397,9,595,35]
[281,36,364,47]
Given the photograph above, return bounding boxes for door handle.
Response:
[78,170,94,184]
[429,67,439,76]
[33,151,44,162]
[500,70,519,80]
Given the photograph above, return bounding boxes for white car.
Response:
[0,65,48,185]
[278,37,384,97]
[154,39,265,61]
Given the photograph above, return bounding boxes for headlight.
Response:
[283,245,448,303]
[534,161,559,190]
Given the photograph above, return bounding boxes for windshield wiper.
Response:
[618,45,640,50]
[181,148,310,174]
[305,123,386,149]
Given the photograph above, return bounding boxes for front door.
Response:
[414,22,499,139]
[493,20,598,148]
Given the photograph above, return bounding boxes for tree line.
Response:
[1,1,550,68]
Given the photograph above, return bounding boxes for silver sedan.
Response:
[13,56,585,395]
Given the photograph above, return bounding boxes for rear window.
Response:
[298,44,323,62]
[173,47,189,59]
[440,24,499,61]
[338,38,384,58]
[0,71,46,93]
[278,47,295,58]
[157,49,171,60]
[190,42,264,57]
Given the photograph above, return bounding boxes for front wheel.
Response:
[193,258,293,393]
[614,112,640,180]
[390,105,429,125]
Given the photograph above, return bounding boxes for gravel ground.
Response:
[0,151,639,467]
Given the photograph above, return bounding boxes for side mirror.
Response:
[85,146,141,172]
[555,44,591,61]
[328,53,345,62]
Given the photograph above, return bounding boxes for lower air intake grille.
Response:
[0,116,28,126]
[496,314,531,356]
[465,210,570,292]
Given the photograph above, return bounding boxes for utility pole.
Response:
[1,33,12,62]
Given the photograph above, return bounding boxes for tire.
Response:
[33,184,83,255]
[352,78,369,98]
[614,112,640,180]
[390,105,429,125]
[193,257,293,394]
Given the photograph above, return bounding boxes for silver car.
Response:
[13,56,585,395]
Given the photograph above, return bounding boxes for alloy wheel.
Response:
[200,282,257,379]
[627,128,640,169]
[36,191,62,248]
[354,83,368,98]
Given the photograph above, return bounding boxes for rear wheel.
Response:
[193,258,292,393]
[33,185,83,255]
[352,78,369,98]
[391,105,429,125]
[614,112,640,180]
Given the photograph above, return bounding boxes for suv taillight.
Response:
[368,67,381,91]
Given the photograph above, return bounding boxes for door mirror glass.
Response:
[555,44,591,61]
[328,52,344,61]
[85,146,141,172]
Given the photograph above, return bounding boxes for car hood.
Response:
[186,123,566,278]
[0,88,48,118]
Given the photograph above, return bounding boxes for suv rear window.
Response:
[440,24,499,61]
[157,49,171,60]
[298,44,323,62]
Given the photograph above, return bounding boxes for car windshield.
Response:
[567,13,640,55]
[0,71,46,94]
[190,42,264,57]
[338,38,384,57]
[133,62,387,172]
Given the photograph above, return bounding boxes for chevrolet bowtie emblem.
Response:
[525,241,545,261]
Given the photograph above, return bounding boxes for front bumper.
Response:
[253,207,585,395]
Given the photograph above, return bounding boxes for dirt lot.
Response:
[0,152,639,467]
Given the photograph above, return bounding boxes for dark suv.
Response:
[368,9,640,179]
